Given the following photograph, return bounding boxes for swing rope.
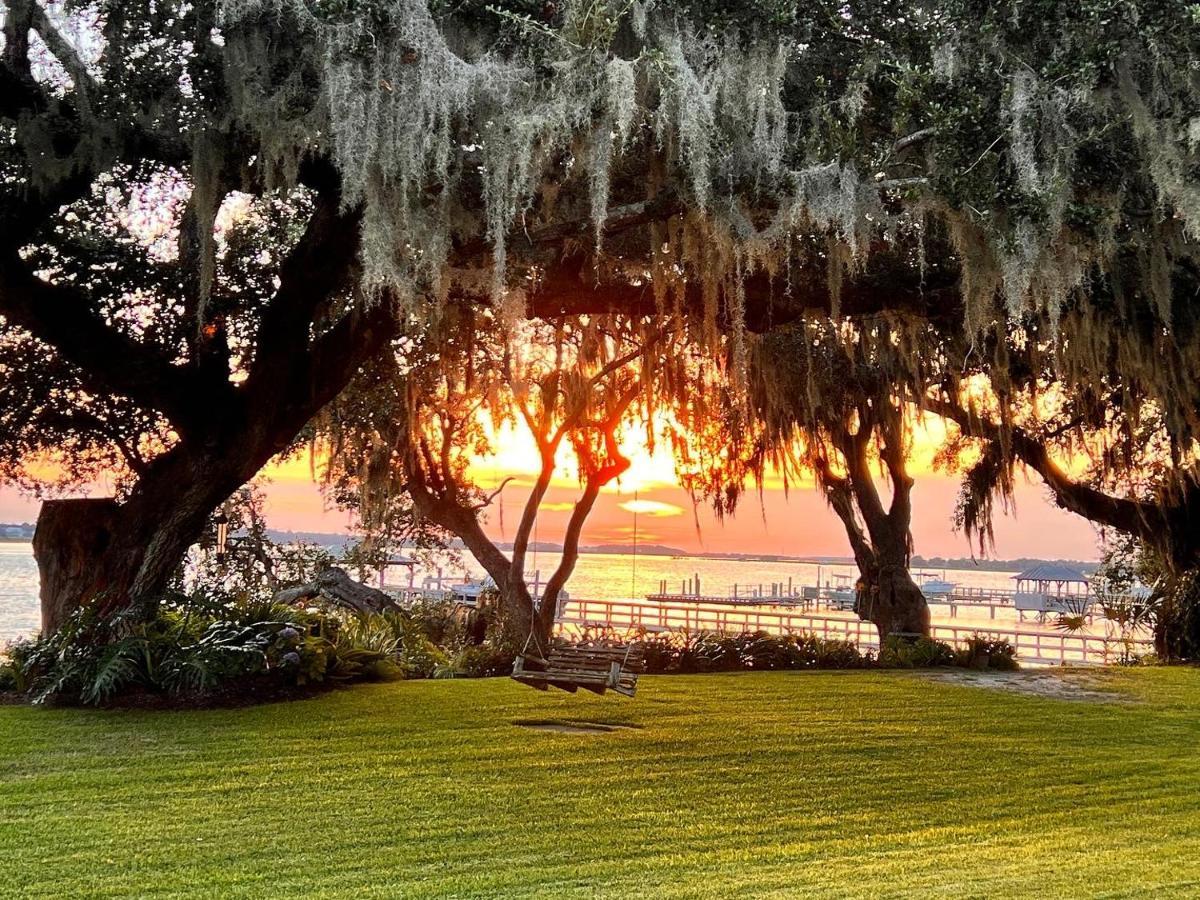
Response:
[520,505,548,663]
[631,487,638,601]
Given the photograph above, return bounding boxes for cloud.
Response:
[618,499,685,517]
[540,501,577,511]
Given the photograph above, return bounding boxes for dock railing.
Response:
[558,597,1153,666]
[647,586,1149,623]
[561,597,880,647]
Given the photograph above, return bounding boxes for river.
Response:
[0,541,1034,645]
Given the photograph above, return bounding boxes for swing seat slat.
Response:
[512,644,644,697]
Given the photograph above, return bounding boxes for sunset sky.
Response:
[0,415,1101,560]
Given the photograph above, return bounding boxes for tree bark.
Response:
[821,489,930,639]
[20,179,397,635]
[30,296,397,635]
[33,499,122,634]
[32,446,270,632]
[854,551,931,639]
[402,457,541,648]
[819,419,930,640]
[274,567,400,615]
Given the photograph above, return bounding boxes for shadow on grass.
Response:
[513,718,644,734]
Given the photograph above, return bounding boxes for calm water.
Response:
[0,541,1025,645]
[418,550,1023,604]
[0,543,40,643]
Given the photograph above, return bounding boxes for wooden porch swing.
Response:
[511,641,645,697]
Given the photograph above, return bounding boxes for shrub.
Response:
[1,639,37,693]
[156,619,283,694]
[954,636,1019,671]
[449,644,516,678]
[405,599,472,648]
[10,605,175,705]
[635,631,870,674]
[806,636,872,669]
[329,616,402,681]
[878,635,958,669]
[638,633,680,673]
[2,589,1027,706]
[0,590,435,706]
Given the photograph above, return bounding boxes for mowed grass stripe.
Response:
[1,668,1198,898]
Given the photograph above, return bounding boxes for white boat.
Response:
[447,578,495,606]
[827,573,857,610]
[915,571,958,597]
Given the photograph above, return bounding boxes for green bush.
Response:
[807,636,873,669]
[877,635,958,669]
[953,635,1019,671]
[1,640,36,693]
[0,590,455,706]
[2,588,1027,706]
[449,644,517,678]
[876,634,1019,670]
[635,631,871,674]
[1,601,316,705]
[329,616,403,681]
[405,599,472,648]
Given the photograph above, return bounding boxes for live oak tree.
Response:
[3,0,1199,633]
[676,318,933,639]
[782,310,1200,647]
[320,313,671,647]
[925,355,1200,657]
[689,302,1200,646]
[1,2,399,631]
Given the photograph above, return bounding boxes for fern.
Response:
[80,642,144,705]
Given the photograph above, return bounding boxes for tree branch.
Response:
[509,440,559,584]
[536,381,640,626]
[891,127,937,155]
[816,457,876,574]
[0,249,225,432]
[248,192,362,385]
[403,449,515,591]
[876,415,913,534]
[473,476,516,511]
[837,420,890,540]
[2,0,33,80]
[27,1,99,107]
[925,394,1154,540]
[510,255,963,333]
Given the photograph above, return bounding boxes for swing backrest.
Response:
[513,642,644,696]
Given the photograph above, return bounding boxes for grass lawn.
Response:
[2,668,1199,898]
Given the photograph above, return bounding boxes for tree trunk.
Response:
[821,423,931,642]
[32,440,293,635]
[33,498,123,634]
[33,474,230,634]
[273,567,400,615]
[499,580,540,655]
[855,554,930,639]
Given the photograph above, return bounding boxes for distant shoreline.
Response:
[3,531,1097,571]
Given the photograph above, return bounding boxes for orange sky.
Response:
[447,414,1100,559]
[0,413,1102,560]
